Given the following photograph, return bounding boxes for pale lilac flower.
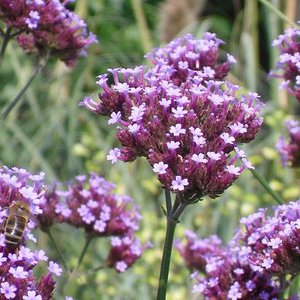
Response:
[171,176,189,191]
[153,162,168,174]
[48,261,63,276]
[107,148,121,164]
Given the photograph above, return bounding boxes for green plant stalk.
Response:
[75,235,93,271]
[165,189,172,216]
[46,229,69,272]
[157,196,186,300]
[0,26,12,64]
[1,57,47,120]
[250,169,284,205]
[258,0,300,28]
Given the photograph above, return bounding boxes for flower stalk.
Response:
[1,55,48,120]
[157,195,186,300]
[0,26,11,64]
[250,169,284,205]
[46,228,69,272]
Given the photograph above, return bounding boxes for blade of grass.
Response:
[258,0,300,28]
[3,121,57,180]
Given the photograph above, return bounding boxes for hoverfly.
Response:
[1,201,30,251]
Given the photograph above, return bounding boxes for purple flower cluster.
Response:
[107,235,149,273]
[276,120,300,167]
[38,173,146,272]
[82,33,263,202]
[0,0,97,66]
[271,27,300,101]
[0,166,61,300]
[178,199,300,299]
[175,230,225,272]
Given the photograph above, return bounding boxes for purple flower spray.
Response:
[178,199,300,299]
[81,33,263,299]
[271,27,300,101]
[277,120,300,168]
[38,173,147,273]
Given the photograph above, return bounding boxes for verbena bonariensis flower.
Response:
[0,166,61,299]
[179,233,286,299]
[237,199,300,276]
[175,230,225,272]
[0,0,97,66]
[179,200,300,299]
[271,27,300,101]
[276,120,300,167]
[81,33,263,202]
[107,235,149,273]
[38,173,142,238]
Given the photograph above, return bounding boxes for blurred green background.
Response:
[1,0,300,299]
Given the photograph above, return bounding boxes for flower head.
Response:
[179,199,300,299]
[271,27,300,101]
[107,235,150,273]
[82,33,263,202]
[0,0,97,66]
[39,173,142,237]
[276,119,300,167]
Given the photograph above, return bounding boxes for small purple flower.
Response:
[271,27,300,101]
[0,282,17,299]
[48,261,63,277]
[276,119,300,167]
[82,33,263,203]
[23,290,42,300]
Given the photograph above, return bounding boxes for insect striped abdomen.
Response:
[5,215,27,248]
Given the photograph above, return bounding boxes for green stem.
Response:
[157,197,186,300]
[165,189,172,216]
[250,169,284,205]
[1,56,47,120]
[258,0,300,28]
[75,235,93,271]
[46,229,69,272]
[0,26,12,64]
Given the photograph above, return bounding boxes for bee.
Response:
[2,201,30,251]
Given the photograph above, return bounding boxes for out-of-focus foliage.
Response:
[1,0,299,299]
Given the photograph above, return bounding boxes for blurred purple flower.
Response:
[276,120,300,167]
[271,27,300,101]
[82,33,263,202]
[0,0,97,66]
[107,235,150,273]
[178,199,300,299]
[39,173,142,237]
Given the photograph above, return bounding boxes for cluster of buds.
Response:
[271,27,300,101]
[82,33,263,202]
[276,120,300,167]
[0,166,61,299]
[38,173,146,273]
[178,199,300,299]
[0,0,97,66]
